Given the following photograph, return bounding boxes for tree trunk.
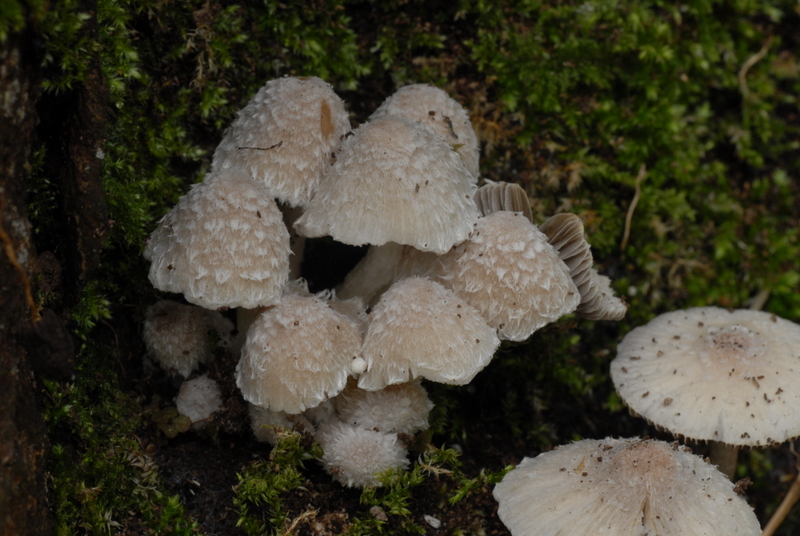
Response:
[0,28,53,536]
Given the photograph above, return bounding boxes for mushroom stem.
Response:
[336,242,404,303]
[709,441,740,480]
[232,307,260,355]
[761,471,800,536]
[280,203,306,279]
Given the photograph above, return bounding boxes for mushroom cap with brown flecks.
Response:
[493,437,761,536]
[212,76,351,208]
[293,116,479,254]
[144,170,291,310]
[235,293,362,414]
[427,211,580,341]
[370,83,480,180]
[357,277,499,390]
[611,307,800,447]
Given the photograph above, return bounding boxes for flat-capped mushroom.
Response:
[611,307,800,477]
[493,437,761,536]
[357,277,499,390]
[427,211,580,341]
[316,419,409,488]
[144,169,291,311]
[235,292,362,414]
[370,83,481,180]
[212,76,351,209]
[294,116,479,255]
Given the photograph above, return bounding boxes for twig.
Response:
[739,37,773,101]
[281,508,318,536]
[762,473,800,536]
[0,195,40,324]
[620,164,647,252]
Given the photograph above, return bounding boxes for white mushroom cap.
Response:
[316,420,409,488]
[357,277,499,390]
[370,84,480,180]
[611,307,800,447]
[212,76,351,208]
[334,379,433,434]
[248,403,313,444]
[235,293,363,414]
[429,211,580,341]
[144,170,291,310]
[142,300,233,378]
[493,437,761,536]
[538,213,627,321]
[294,116,479,254]
[175,375,223,429]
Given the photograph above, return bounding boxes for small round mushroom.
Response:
[212,76,351,209]
[370,83,480,180]
[333,379,433,435]
[611,307,800,477]
[142,300,234,378]
[144,169,291,311]
[357,277,499,390]
[235,292,363,414]
[175,374,223,430]
[294,116,479,255]
[493,437,761,536]
[427,211,580,341]
[316,420,409,488]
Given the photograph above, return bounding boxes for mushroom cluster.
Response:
[142,77,626,487]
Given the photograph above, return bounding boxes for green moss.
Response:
[44,345,197,535]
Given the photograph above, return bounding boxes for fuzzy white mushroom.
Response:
[357,277,499,390]
[316,420,409,488]
[212,76,351,209]
[175,374,223,429]
[334,380,433,434]
[370,83,481,180]
[235,293,363,414]
[294,116,479,255]
[142,300,234,378]
[493,437,761,536]
[144,169,291,310]
[428,211,580,341]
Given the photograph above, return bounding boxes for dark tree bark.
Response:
[0,28,53,536]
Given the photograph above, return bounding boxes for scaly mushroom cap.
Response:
[316,420,409,488]
[235,293,362,414]
[294,116,479,254]
[144,170,291,310]
[142,300,230,378]
[175,374,223,429]
[431,212,580,341]
[611,307,800,447]
[538,213,627,321]
[212,76,351,208]
[357,277,499,390]
[493,437,761,536]
[334,379,433,434]
[370,84,480,180]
